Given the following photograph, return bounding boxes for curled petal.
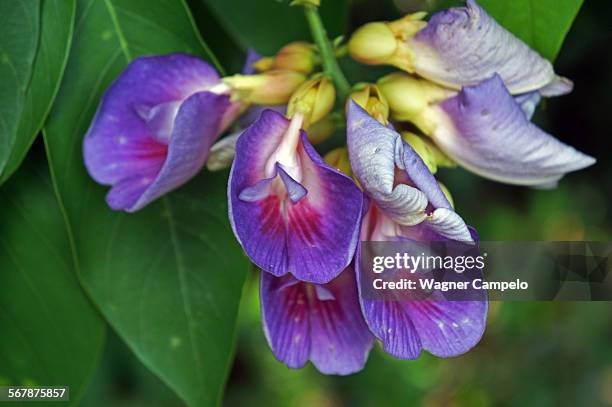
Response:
[229,110,364,283]
[261,268,374,374]
[347,101,450,226]
[540,75,574,97]
[514,91,541,120]
[410,0,558,95]
[429,75,595,186]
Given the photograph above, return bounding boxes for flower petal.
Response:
[260,273,310,369]
[243,48,262,74]
[229,110,364,283]
[83,54,224,210]
[405,295,487,357]
[261,268,373,374]
[514,91,541,120]
[127,92,230,211]
[347,100,450,226]
[429,75,595,186]
[410,0,557,95]
[400,208,474,242]
[355,242,486,359]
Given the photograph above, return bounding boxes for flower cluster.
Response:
[83,1,594,374]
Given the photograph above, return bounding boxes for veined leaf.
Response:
[0,150,105,406]
[43,0,248,406]
[0,1,39,182]
[0,0,76,185]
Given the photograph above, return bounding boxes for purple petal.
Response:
[355,241,486,359]
[347,100,450,226]
[125,92,230,211]
[410,0,559,95]
[405,295,487,357]
[83,54,226,211]
[430,75,595,186]
[243,48,262,74]
[514,91,541,120]
[261,268,374,374]
[229,110,364,283]
[540,75,574,97]
[400,208,474,243]
[276,163,308,203]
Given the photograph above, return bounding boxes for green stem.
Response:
[303,5,351,100]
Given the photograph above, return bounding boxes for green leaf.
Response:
[431,0,584,61]
[0,0,76,185]
[0,1,40,182]
[201,0,348,54]
[0,150,105,406]
[43,0,248,406]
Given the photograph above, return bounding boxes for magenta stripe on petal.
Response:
[84,54,229,211]
[261,268,374,374]
[229,110,364,284]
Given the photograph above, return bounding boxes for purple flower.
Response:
[425,75,595,187]
[260,267,373,374]
[229,110,364,283]
[410,0,570,96]
[347,100,487,359]
[84,54,241,212]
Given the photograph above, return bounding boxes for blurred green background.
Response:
[77,0,612,406]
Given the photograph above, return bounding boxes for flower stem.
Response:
[303,5,351,101]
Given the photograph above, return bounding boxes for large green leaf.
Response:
[0,1,39,182]
[0,150,105,406]
[201,0,348,55]
[0,0,76,185]
[43,0,248,406]
[433,0,584,61]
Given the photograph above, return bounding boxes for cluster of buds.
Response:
[83,0,594,375]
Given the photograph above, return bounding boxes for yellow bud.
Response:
[273,42,317,74]
[223,70,306,105]
[324,147,352,177]
[378,73,454,132]
[252,57,274,72]
[287,76,336,128]
[402,132,456,174]
[348,12,427,71]
[349,84,390,125]
[307,114,337,144]
[348,22,397,66]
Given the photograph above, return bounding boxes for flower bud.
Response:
[252,57,274,72]
[274,42,317,74]
[223,70,306,105]
[377,72,454,132]
[324,146,352,177]
[347,12,427,71]
[287,76,336,128]
[348,84,389,125]
[206,133,239,171]
[402,132,455,174]
[307,114,337,144]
